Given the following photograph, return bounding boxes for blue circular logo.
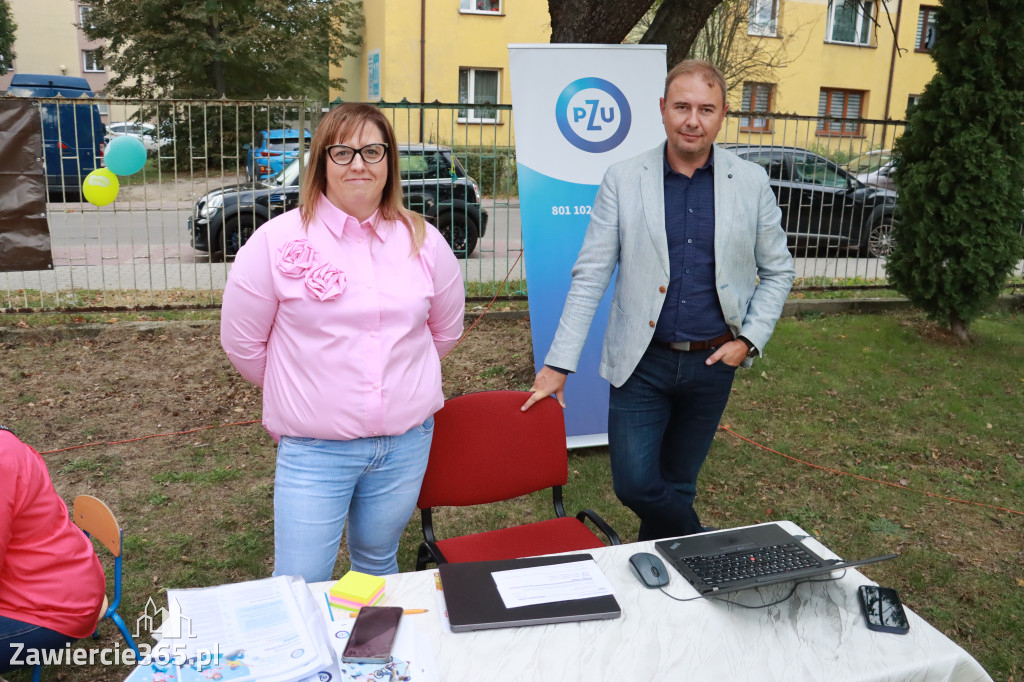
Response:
[555,77,632,153]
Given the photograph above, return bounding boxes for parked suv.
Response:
[722,144,898,257]
[244,128,312,181]
[189,144,487,259]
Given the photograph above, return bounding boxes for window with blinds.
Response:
[816,88,865,135]
[916,6,938,51]
[740,83,774,132]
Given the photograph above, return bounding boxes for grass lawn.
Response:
[1,307,1021,681]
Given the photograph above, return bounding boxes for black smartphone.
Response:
[858,585,910,635]
[341,606,404,664]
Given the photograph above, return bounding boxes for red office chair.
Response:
[415,390,620,570]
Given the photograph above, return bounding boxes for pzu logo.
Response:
[555,77,632,153]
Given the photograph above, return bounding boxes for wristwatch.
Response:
[737,336,759,358]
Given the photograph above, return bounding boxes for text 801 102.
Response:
[552,205,592,216]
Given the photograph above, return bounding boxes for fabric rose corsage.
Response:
[305,262,345,302]
[277,239,319,278]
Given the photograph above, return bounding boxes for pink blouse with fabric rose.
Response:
[220,194,465,441]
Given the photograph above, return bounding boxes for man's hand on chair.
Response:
[521,366,567,411]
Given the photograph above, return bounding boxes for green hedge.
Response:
[454,147,518,198]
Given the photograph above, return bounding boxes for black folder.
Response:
[438,553,622,633]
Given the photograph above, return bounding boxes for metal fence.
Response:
[2,99,1020,313]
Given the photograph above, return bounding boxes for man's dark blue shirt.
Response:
[654,149,730,343]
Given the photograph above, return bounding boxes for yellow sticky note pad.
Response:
[329,570,386,606]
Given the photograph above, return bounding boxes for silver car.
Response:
[847,150,897,191]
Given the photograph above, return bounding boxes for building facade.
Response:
[335,0,938,151]
[330,0,551,145]
[723,0,938,150]
[1,0,109,101]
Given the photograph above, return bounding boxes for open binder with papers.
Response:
[123,575,337,682]
[122,574,439,682]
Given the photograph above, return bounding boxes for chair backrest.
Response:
[73,495,122,557]
[417,391,568,509]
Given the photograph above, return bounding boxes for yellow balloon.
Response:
[82,168,120,207]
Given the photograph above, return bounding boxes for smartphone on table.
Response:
[341,606,404,664]
[858,585,910,635]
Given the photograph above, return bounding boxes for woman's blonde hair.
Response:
[299,103,425,252]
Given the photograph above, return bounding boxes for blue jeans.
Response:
[0,615,77,673]
[272,417,434,581]
[608,343,736,541]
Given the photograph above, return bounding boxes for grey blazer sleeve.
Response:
[543,169,623,373]
[737,168,795,353]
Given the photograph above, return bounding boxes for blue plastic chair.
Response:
[73,495,139,657]
[30,496,137,681]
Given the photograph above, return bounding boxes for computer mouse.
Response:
[628,552,669,588]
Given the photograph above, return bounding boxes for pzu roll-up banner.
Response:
[509,44,667,445]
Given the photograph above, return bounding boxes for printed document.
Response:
[491,559,615,608]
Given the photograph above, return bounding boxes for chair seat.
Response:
[433,517,607,564]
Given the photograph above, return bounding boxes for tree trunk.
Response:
[640,0,725,66]
[548,0,654,44]
[950,314,970,343]
[206,17,227,97]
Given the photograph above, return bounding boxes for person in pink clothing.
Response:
[0,427,106,674]
[221,103,465,580]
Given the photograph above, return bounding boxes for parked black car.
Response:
[188,144,488,260]
[722,144,898,257]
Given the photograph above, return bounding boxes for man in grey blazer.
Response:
[522,60,794,540]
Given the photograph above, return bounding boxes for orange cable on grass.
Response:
[441,250,524,360]
[39,252,526,456]
[718,424,1023,517]
[39,420,262,455]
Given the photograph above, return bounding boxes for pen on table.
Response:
[323,593,335,622]
[347,609,428,618]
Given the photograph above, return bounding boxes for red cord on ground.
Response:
[40,254,526,456]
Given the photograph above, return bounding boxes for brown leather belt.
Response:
[654,331,735,352]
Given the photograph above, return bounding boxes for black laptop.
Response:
[654,523,896,597]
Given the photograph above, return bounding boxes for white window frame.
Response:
[748,0,779,37]
[83,49,104,73]
[79,5,94,30]
[825,0,874,46]
[906,94,921,117]
[460,0,501,15]
[458,68,500,124]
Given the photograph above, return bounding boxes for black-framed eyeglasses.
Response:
[326,143,389,166]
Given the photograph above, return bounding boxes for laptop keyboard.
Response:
[682,543,822,586]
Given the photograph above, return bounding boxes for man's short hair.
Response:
[665,60,728,107]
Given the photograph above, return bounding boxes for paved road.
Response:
[6,197,526,293]
[10,191,1019,296]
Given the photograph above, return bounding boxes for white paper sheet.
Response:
[491,559,615,608]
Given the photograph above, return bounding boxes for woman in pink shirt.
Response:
[221,103,465,580]
[0,427,106,674]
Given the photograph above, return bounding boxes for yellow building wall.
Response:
[1,0,91,91]
[721,0,938,153]
[2,0,111,120]
[330,0,551,145]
